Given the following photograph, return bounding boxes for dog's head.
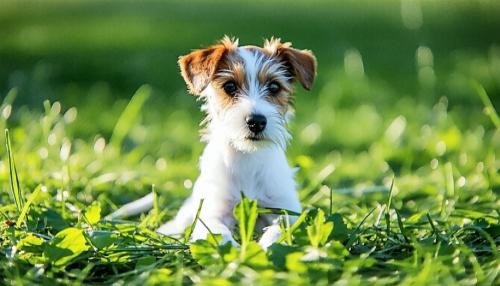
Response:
[178,36,316,152]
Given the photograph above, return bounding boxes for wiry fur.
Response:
[157,37,317,249]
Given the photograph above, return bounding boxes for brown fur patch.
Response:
[263,38,317,90]
[214,53,247,89]
[178,36,239,95]
[266,91,293,115]
[212,86,236,111]
[210,52,246,109]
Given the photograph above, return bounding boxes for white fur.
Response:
[157,46,302,249]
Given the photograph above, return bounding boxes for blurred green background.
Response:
[0,0,499,206]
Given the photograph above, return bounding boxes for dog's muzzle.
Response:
[246,114,267,135]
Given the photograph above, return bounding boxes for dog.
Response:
[110,37,316,249]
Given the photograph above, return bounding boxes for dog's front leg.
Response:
[191,216,239,246]
[258,192,301,250]
[189,195,239,246]
[258,214,298,250]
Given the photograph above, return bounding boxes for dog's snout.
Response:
[246,114,267,134]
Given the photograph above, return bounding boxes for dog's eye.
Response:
[268,81,281,94]
[223,81,238,96]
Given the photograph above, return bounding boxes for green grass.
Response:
[0,0,499,285]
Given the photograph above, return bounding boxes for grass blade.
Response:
[152,184,159,217]
[277,208,309,244]
[426,213,443,241]
[0,88,17,127]
[441,162,455,220]
[329,186,333,216]
[346,207,376,248]
[257,207,302,217]
[185,199,204,242]
[385,178,395,234]
[471,81,500,128]
[109,85,152,153]
[1,88,18,107]
[234,194,259,258]
[5,129,24,214]
[395,209,409,243]
[16,185,43,227]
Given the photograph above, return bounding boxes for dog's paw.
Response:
[258,224,282,250]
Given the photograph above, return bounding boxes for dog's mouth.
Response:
[246,134,265,141]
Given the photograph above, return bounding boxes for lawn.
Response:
[0,0,499,285]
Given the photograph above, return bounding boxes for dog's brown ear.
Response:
[179,37,238,95]
[264,38,317,90]
[178,45,226,95]
[281,48,317,90]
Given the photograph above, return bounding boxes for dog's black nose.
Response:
[246,114,267,134]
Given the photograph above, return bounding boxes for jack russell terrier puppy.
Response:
[110,37,316,249]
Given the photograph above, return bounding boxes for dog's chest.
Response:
[199,142,292,206]
[227,151,268,200]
